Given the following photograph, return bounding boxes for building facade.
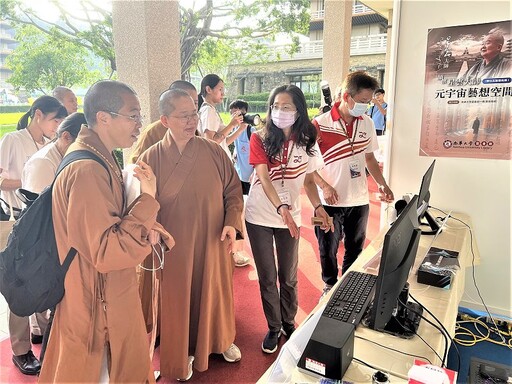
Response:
[227,1,387,101]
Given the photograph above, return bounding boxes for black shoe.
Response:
[12,350,41,375]
[281,323,296,338]
[261,330,281,354]
[31,333,43,344]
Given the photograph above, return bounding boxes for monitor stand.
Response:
[420,209,442,236]
[362,283,423,339]
[380,301,423,339]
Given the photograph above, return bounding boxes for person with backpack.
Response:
[368,88,387,136]
[229,99,257,196]
[38,80,173,383]
[0,95,67,376]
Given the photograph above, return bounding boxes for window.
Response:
[289,74,321,94]
[256,77,263,93]
[238,78,245,95]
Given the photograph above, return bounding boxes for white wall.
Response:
[387,1,511,317]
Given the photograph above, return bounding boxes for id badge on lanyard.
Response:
[349,159,362,179]
[340,119,361,179]
[277,188,292,206]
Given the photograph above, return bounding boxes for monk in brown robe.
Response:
[128,80,199,164]
[39,80,173,383]
[139,89,243,381]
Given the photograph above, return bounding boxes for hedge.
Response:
[228,92,322,112]
[0,105,31,113]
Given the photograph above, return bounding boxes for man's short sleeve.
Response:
[306,142,324,174]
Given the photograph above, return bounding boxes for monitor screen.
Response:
[417,160,435,217]
[416,160,441,235]
[367,195,422,337]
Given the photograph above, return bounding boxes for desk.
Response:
[258,213,477,383]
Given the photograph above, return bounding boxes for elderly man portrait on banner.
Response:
[462,27,512,81]
[139,89,244,382]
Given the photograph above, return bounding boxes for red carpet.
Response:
[0,180,381,383]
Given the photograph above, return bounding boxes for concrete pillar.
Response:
[322,0,353,95]
[112,1,181,123]
[383,8,393,93]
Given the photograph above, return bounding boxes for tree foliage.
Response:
[6,25,95,93]
[1,0,311,79]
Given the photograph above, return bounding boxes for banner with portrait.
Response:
[420,20,511,160]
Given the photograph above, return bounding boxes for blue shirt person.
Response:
[368,88,387,136]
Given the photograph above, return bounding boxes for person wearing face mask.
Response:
[312,71,394,299]
[245,85,332,354]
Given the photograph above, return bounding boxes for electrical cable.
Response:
[355,335,433,364]
[394,314,445,366]
[408,294,462,372]
[429,207,508,346]
[455,314,511,348]
[397,297,449,368]
[353,357,380,371]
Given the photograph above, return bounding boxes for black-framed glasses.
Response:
[106,111,145,124]
[169,113,200,124]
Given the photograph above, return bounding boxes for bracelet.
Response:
[314,203,323,214]
[276,203,290,215]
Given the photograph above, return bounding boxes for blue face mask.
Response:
[271,109,298,129]
[348,101,369,117]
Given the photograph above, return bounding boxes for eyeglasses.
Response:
[169,113,200,124]
[270,104,297,113]
[106,111,145,124]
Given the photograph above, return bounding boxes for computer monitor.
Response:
[365,195,423,338]
[417,160,441,235]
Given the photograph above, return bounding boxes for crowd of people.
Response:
[0,70,394,382]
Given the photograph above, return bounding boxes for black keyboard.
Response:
[322,271,377,326]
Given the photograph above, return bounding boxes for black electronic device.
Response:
[320,80,332,113]
[417,160,441,235]
[297,320,354,381]
[363,195,423,338]
[242,113,261,126]
[469,357,511,383]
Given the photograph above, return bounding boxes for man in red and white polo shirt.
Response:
[312,71,394,297]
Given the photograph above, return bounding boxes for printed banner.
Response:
[420,20,511,160]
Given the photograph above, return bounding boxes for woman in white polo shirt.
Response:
[245,84,332,354]
[0,95,67,218]
[0,95,66,376]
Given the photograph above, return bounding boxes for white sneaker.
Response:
[222,343,241,363]
[176,356,194,382]
[232,252,250,267]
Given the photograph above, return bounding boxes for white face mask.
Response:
[348,100,368,117]
[271,109,297,129]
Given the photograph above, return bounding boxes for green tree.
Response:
[6,25,97,93]
[1,0,311,79]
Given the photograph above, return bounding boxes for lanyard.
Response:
[280,141,294,188]
[338,118,359,157]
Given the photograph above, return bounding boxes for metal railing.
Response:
[269,34,387,60]
[310,3,374,20]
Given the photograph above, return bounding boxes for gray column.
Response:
[384,8,393,93]
[112,1,181,123]
[322,0,352,93]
